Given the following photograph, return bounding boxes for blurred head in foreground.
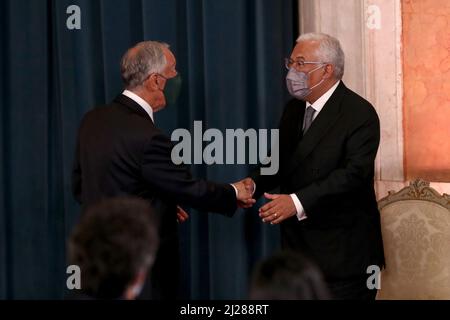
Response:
[250,251,331,300]
[68,197,158,300]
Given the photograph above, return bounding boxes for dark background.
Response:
[0,0,297,299]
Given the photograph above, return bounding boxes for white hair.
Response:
[296,33,345,80]
[120,41,169,89]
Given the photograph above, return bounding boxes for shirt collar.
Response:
[306,80,340,114]
[122,90,154,122]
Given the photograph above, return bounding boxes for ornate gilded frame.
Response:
[378,179,450,210]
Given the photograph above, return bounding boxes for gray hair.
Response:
[120,41,169,89]
[296,33,345,80]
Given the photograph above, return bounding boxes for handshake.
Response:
[178,178,256,224]
[232,178,298,225]
[232,178,256,209]
[180,178,298,226]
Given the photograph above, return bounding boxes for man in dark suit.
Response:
[72,41,254,300]
[242,33,385,300]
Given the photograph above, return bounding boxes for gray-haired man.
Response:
[243,33,385,300]
[72,41,255,299]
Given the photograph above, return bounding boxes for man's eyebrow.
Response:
[293,55,305,60]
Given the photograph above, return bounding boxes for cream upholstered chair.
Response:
[376,179,450,300]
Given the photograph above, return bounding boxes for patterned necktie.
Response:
[303,106,316,135]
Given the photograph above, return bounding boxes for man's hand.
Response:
[259,193,296,224]
[176,206,189,223]
[240,177,255,195]
[232,178,256,208]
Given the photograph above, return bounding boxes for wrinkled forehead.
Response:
[290,40,320,61]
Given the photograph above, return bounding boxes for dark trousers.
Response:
[327,276,378,300]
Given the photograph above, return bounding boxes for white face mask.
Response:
[286,64,325,100]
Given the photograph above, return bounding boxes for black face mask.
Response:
[160,74,182,106]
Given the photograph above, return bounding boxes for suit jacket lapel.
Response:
[295,103,306,141]
[286,82,347,175]
[114,94,154,123]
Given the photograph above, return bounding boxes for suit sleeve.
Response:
[295,109,380,212]
[250,164,281,200]
[141,132,237,215]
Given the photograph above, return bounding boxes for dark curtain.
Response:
[0,0,297,299]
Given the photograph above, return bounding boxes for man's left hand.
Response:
[259,193,296,225]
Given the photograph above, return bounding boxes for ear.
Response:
[145,74,162,91]
[324,64,334,79]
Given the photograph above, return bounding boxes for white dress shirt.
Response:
[290,80,341,221]
[122,90,154,122]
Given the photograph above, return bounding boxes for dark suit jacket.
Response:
[252,82,385,281]
[72,94,237,299]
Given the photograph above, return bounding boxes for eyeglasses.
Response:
[285,58,326,70]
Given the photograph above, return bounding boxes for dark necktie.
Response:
[303,106,316,135]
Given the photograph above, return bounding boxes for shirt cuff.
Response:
[230,184,238,198]
[290,194,307,221]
